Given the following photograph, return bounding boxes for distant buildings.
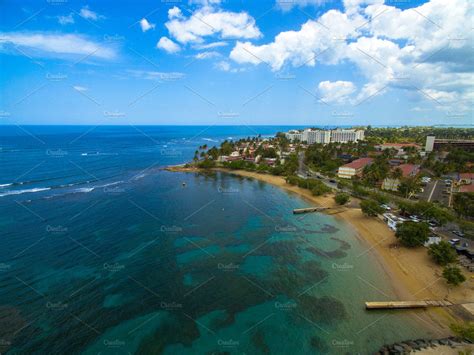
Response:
[330,129,365,143]
[284,128,364,144]
[425,135,474,152]
[382,164,420,191]
[337,158,373,179]
[375,143,421,153]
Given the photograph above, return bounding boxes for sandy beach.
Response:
[168,166,474,334]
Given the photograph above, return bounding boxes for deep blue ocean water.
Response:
[0,126,436,354]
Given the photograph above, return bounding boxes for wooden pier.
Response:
[365,300,453,310]
[293,207,329,214]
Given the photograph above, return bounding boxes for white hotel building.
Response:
[330,129,365,143]
[285,128,364,144]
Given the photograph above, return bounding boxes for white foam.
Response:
[0,187,51,197]
[74,187,95,193]
[0,183,12,188]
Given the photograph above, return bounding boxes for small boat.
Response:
[182,182,186,187]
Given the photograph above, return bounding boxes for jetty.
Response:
[293,207,329,214]
[365,300,453,310]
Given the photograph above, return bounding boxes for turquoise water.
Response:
[0,126,436,354]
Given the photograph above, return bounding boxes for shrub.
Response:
[197,159,216,169]
[360,200,383,217]
[428,241,457,265]
[442,265,466,286]
[395,221,430,247]
[334,192,350,205]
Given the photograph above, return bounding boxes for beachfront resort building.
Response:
[285,130,303,142]
[337,158,373,179]
[285,128,364,145]
[330,129,365,143]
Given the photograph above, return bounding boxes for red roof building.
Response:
[337,158,373,179]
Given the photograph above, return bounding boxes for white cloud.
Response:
[156,37,181,53]
[230,9,356,71]
[58,13,74,25]
[0,32,117,60]
[276,0,328,12]
[79,6,105,21]
[73,85,88,92]
[229,0,474,109]
[165,6,261,44]
[318,81,356,104]
[140,18,155,32]
[193,41,228,50]
[215,60,231,71]
[195,51,220,59]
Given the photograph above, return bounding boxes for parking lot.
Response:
[419,179,450,205]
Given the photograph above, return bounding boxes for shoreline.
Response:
[167,165,474,335]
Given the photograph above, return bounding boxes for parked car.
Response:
[381,204,391,211]
[329,179,337,183]
[449,238,461,245]
[453,230,465,237]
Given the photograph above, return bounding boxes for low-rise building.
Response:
[459,172,474,185]
[337,158,373,179]
[382,164,420,191]
[376,143,421,153]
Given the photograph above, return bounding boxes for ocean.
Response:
[0,126,436,354]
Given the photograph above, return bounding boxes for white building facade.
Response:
[285,128,365,144]
[303,129,331,144]
[330,129,365,143]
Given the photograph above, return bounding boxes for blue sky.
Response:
[0,0,472,126]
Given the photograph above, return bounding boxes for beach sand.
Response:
[167,166,474,335]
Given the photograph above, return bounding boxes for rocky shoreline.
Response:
[375,337,473,354]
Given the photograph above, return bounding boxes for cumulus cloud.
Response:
[318,81,356,104]
[164,5,261,44]
[79,6,105,21]
[140,18,155,32]
[229,0,474,109]
[156,36,181,53]
[0,32,117,60]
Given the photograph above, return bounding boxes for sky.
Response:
[0,0,473,126]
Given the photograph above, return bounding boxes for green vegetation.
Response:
[398,201,453,225]
[453,193,474,219]
[428,241,457,266]
[286,176,332,196]
[398,176,421,198]
[450,322,474,342]
[442,265,466,286]
[197,159,216,169]
[395,221,429,247]
[365,126,474,144]
[360,200,383,216]
[334,192,350,205]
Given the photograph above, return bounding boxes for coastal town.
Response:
[183,127,474,283]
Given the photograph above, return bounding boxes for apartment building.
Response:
[337,158,373,179]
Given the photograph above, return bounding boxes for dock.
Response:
[365,300,453,310]
[293,207,329,214]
